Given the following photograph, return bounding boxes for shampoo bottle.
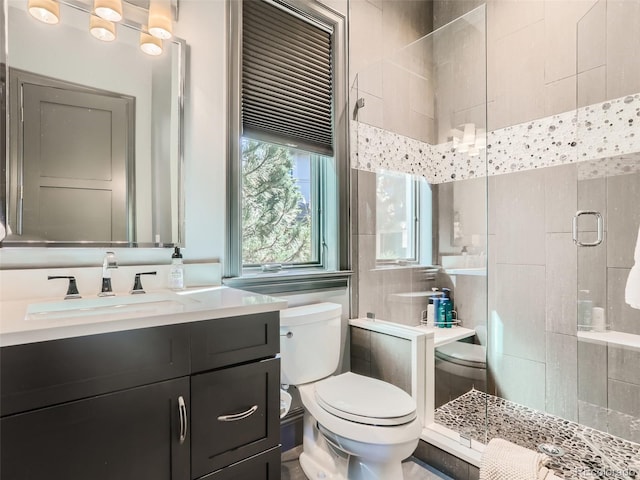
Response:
[442,288,453,328]
[169,247,185,290]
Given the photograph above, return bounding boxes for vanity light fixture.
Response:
[140,32,163,56]
[94,0,123,22]
[89,15,116,41]
[28,0,60,24]
[148,0,172,39]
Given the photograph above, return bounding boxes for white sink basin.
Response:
[25,292,199,321]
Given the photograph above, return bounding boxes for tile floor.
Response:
[281,446,452,480]
[435,389,640,480]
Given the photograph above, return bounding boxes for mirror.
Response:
[2,0,185,247]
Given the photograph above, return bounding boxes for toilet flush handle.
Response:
[280,331,293,338]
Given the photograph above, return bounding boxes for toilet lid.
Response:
[314,372,417,426]
[435,342,486,367]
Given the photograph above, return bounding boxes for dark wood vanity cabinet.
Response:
[0,310,281,480]
[1,377,191,480]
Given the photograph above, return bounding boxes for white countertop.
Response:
[411,324,476,347]
[349,317,476,348]
[0,286,288,347]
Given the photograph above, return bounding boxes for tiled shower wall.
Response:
[349,0,435,322]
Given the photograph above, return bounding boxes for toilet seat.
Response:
[435,341,486,368]
[314,372,417,426]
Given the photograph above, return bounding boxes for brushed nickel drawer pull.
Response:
[178,395,187,444]
[217,405,258,422]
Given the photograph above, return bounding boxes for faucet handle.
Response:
[48,276,81,299]
[130,271,157,294]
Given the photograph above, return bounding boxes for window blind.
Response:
[242,0,334,156]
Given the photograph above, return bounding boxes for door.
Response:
[0,377,190,480]
[15,71,133,242]
[575,156,640,446]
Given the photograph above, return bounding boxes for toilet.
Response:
[434,334,486,407]
[280,302,422,480]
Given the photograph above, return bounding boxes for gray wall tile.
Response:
[576,0,606,73]
[414,441,472,480]
[546,233,577,335]
[608,345,640,386]
[605,0,640,99]
[607,408,640,445]
[492,353,546,412]
[545,332,578,421]
[370,331,412,394]
[545,164,577,234]
[608,379,640,417]
[494,169,546,265]
[606,173,640,269]
[578,340,608,407]
[357,170,377,236]
[577,66,607,108]
[578,400,609,433]
[577,236,607,313]
[350,326,371,363]
[494,264,546,362]
[607,267,640,335]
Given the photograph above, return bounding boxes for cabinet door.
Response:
[0,377,190,480]
[191,358,280,479]
[199,447,281,480]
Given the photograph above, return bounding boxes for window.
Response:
[241,139,323,267]
[376,170,432,265]
[227,0,348,280]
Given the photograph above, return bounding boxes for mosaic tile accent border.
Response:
[434,389,640,480]
[352,93,640,183]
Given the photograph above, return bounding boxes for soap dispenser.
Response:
[169,247,185,290]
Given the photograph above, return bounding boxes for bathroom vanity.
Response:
[0,286,286,480]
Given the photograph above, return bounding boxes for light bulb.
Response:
[90,15,116,42]
[148,0,172,39]
[94,0,123,22]
[28,0,60,24]
[140,32,163,56]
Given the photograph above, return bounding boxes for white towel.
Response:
[479,438,562,480]
[626,225,640,310]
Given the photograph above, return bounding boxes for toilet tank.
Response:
[280,302,342,386]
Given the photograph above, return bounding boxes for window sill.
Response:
[371,264,439,273]
[223,270,352,295]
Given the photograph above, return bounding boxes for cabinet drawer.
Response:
[0,324,190,416]
[199,447,281,480]
[191,357,280,478]
[190,311,279,372]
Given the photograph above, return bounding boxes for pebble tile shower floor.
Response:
[435,390,640,480]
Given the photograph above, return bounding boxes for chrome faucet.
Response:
[98,251,118,296]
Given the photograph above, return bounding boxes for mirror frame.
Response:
[1,0,186,248]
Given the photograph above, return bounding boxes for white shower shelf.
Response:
[577,330,640,351]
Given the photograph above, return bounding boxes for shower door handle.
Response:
[572,211,603,247]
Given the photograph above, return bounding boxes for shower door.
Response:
[575,0,640,451]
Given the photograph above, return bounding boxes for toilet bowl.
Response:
[280,303,421,480]
[435,340,486,407]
